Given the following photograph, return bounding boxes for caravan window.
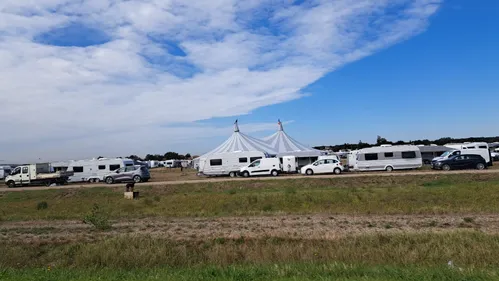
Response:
[384,152,394,158]
[125,163,134,167]
[109,164,120,171]
[73,166,84,173]
[239,158,248,163]
[365,153,378,161]
[210,159,222,166]
[479,146,487,149]
[402,151,417,159]
[98,165,106,170]
[250,157,262,162]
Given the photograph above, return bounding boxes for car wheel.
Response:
[334,168,342,175]
[242,171,250,177]
[271,170,279,177]
[306,169,313,176]
[45,181,52,187]
[442,164,451,171]
[385,166,394,172]
[105,177,114,184]
[476,163,485,170]
[229,171,236,178]
[7,181,15,188]
[133,175,142,183]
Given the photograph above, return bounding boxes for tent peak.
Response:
[278,119,284,131]
[234,119,240,132]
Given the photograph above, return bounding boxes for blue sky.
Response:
[0,0,496,162]
[213,0,499,147]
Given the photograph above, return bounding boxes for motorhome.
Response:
[65,158,135,182]
[444,142,489,150]
[239,158,281,177]
[199,151,267,177]
[348,145,422,172]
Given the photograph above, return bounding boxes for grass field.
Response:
[1,173,499,221]
[2,172,499,280]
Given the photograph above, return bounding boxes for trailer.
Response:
[4,163,74,188]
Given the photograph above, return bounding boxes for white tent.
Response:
[192,121,278,169]
[262,120,324,157]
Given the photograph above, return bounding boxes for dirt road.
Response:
[1,169,498,192]
[0,214,496,243]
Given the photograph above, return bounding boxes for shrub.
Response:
[262,204,273,212]
[463,217,475,223]
[83,204,111,230]
[37,201,48,210]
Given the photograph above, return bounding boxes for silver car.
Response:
[104,165,150,184]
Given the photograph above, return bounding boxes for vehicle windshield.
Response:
[440,151,451,157]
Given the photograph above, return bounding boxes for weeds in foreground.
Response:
[83,204,111,230]
[36,201,48,210]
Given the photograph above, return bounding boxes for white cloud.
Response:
[0,0,441,162]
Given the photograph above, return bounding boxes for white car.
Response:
[300,159,344,175]
[492,151,499,161]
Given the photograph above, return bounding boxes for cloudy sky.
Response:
[1,0,495,163]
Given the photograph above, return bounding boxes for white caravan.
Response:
[0,166,12,179]
[199,151,267,177]
[432,142,492,166]
[239,158,281,177]
[66,158,135,182]
[349,145,422,172]
[318,155,340,162]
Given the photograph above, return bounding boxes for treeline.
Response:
[127,152,192,161]
[314,136,499,151]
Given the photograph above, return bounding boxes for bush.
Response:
[83,204,111,230]
[37,201,48,210]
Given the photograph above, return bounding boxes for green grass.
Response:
[1,174,499,221]
[1,264,497,281]
[2,231,499,269]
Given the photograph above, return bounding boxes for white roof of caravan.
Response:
[359,145,420,153]
[262,120,323,157]
[199,121,278,159]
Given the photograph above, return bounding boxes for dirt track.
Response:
[0,214,496,243]
[1,169,498,192]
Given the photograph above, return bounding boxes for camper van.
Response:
[432,146,492,166]
[349,145,422,172]
[199,151,267,177]
[65,158,135,182]
[239,158,281,177]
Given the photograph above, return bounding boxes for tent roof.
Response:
[199,121,278,158]
[262,120,323,157]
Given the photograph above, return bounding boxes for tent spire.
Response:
[278,119,283,131]
[234,119,240,132]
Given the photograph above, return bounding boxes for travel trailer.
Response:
[444,142,489,150]
[348,145,422,172]
[239,158,281,177]
[199,151,267,177]
[65,158,135,182]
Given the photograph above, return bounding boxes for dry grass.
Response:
[1,173,499,221]
[1,231,499,269]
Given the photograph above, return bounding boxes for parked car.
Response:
[491,151,499,161]
[431,154,486,171]
[300,158,344,175]
[104,165,150,184]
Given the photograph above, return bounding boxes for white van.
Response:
[199,151,267,177]
[239,158,281,177]
[66,158,135,182]
[349,145,422,172]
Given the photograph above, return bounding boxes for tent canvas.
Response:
[262,120,324,157]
